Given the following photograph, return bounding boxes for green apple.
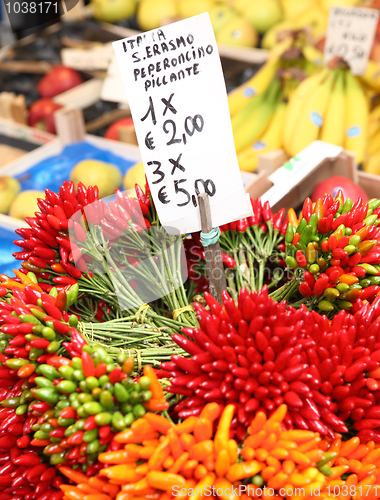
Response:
[0,176,21,215]
[70,159,122,199]
[244,0,283,34]
[137,0,178,31]
[91,0,136,23]
[216,15,258,47]
[209,5,238,35]
[9,190,44,220]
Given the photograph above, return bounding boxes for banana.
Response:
[282,67,329,154]
[320,70,345,147]
[228,37,292,117]
[231,88,268,133]
[233,78,281,153]
[344,70,369,167]
[364,148,380,176]
[295,6,328,38]
[369,105,380,123]
[369,124,380,156]
[287,69,335,157]
[359,60,380,92]
[237,99,287,172]
[302,44,324,67]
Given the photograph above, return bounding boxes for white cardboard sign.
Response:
[61,44,114,72]
[261,141,343,207]
[324,7,379,76]
[112,13,251,235]
[101,55,129,106]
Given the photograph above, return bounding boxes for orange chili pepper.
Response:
[339,274,359,285]
[168,428,183,460]
[188,440,214,461]
[125,444,144,458]
[148,437,170,470]
[226,461,262,482]
[362,448,380,465]
[358,240,376,256]
[181,459,198,475]
[194,464,208,480]
[135,464,149,476]
[227,439,238,463]
[189,472,215,500]
[255,448,269,461]
[193,418,213,442]
[280,430,315,442]
[248,412,267,434]
[143,366,165,400]
[115,431,159,444]
[17,363,35,378]
[355,225,370,241]
[259,465,277,482]
[282,460,295,475]
[349,444,369,460]
[304,449,324,463]
[13,269,43,291]
[146,471,186,492]
[270,448,289,460]
[276,440,297,450]
[298,437,321,452]
[267,471,289,489]
[262,432,277,451]
[144,413,174,435]
[168,452,189,474]
[143,399,169,413]
[292,233,301,246]
[179,434,196,451]
[314,199,324,219]
[3,280,26,290]
[58,466,89,484]
[51,263,66,274]
[330,465,350,479]
[288,450,311,466]
[98,450,135,464]
[61,485,85,500]
[244,430,267,449]
[202,453,215,472]
[215,449,230,477]
[175,479,195,500]
[139,446,157,460]
[288,208,298,227]
[163,456,174,470]
[77,484,100,494]
[131,419,154,434]
[241,447,254,461]
[199,403,221,422]
[84,494,112,500]
[175,417,197,435]
[214,478,240,500]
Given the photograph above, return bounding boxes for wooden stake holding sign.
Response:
[112,13,252,304]
[198,193,227,303]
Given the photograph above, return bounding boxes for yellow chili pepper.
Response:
[226,461,262,482]
[101,465,140,481]
[3,280,26,290]
[306,242,317,264]
[188,473,215,500]
[13,269,43,291]
[214,405,235,454]
[227,440,238,464]
[146,471,186,492]
[288,208,298,227]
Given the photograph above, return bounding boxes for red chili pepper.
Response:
[61,262,82,279]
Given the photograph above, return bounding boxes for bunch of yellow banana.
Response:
[229,36,319,172]
[283,67,369,166]
[364,104,380,175]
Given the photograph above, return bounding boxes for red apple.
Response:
[105,117,135,141]
[28,98,63,134]
[37,65,83,98]
[312,176,368,204]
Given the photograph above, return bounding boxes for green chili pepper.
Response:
[57,417,75,427]
[345,227,352,235]
[338,300,353,310]
[83,402,104,415]
[364,214,378,226]
[1,397,20,408]
[19,314,41,325]
[368,276,380,285]
[86,377,99,391]
[42,327,56,341]
[72,358,82,370]
[140,390,152,402]
[69,314,79,328]
[139,377,151,391]
[285,224,295,244]
[86,439,99,455]
[95,412,112,426]
[252,475,264,487]
[99,375,109,387]
[324,288,340,301]
[39,364,60,381]
[112,411,126,431]
[132,404,146,418]
[29,347,44,361]
[79,381,90,393]
[64,425,77,438]
[309,264,320,275]
[100,390,114,409]
[82,345,93,355]
[5,358,29,369]
[318,300,334,312]
[27,272,38,284]
[46,341,60,354]
[35,377,54,388]
[49,287,58,298]
[308,213,318,235]
[50,453,66,465]
[77,406,88,418]
[114,383,129,403]
[357,263,379,275]
[121,402,133,414]
[16,404,27,415]
[35,388,60,404]
[57,380,77,394]
[285,256,297,269]
[76,419,86,431]
[369,199,380,210]
[92,388,102,400]
[78,393,93,404]
[67,283,79,308]
[73,370,85,382]
[342,198,353,213]
[83,429,98,443]
[296,218,307,234]
[124,413,135,427]
[336,283,350,293]
[30,309,46,323]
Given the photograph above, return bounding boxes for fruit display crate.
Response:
[245,142,380,210]
[0,130,141,274]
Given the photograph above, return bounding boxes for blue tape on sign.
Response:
[0,226,20,276]
[200,227,221,247]
[16,141,135,193]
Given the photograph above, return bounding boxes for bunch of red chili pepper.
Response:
[162,286,380,441]
[283,192,380,314]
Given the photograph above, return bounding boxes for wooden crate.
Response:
[244,142,357,211]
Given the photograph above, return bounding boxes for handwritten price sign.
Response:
[112,13,251,235]
[324,7,379,75]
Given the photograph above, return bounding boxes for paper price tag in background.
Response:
[113,13,251,235]
[61,44,114,72]
[324,7,379,75]
[101,55,129,106]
